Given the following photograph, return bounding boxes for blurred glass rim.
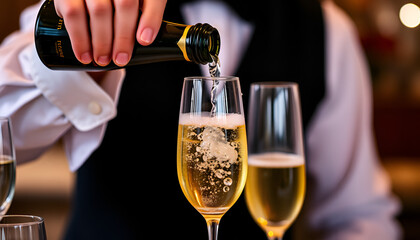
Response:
[0,215,44,226]
[251,82,298,89]
[184,76,239,82]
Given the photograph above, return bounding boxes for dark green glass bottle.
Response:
[34,0,220,70]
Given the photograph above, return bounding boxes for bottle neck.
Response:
[185,24,220,65]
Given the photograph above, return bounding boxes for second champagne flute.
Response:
[177,76,248,240]
[245,82,306,240]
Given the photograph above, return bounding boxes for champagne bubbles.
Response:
[224,177,232,186]
[198,127,238,165]
[193,126,238,194]
[180,120,245,204]
[223,178,232,192]
[215,169,226,179]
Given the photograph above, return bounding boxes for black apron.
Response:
[64,0,325,239]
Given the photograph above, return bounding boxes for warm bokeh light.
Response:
[400,3,420,28]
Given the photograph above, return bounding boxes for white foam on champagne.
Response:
[248,152,305,168]
[179,113,245,128]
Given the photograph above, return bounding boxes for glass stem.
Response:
[267,231,284,240]
[206,219,220,240]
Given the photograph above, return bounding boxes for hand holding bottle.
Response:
[53,0,167,67]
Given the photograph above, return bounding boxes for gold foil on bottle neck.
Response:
[177,25,191,62]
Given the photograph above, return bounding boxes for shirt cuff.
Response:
[26,44,125,131]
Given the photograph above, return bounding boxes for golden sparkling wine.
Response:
[177,114,248,219]
[0,156,15,206]
[245,152,305,238]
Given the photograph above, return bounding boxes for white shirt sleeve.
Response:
[295,1,401,239]
[0,2,125,171]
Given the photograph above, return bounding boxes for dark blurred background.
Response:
[1,0,420,239]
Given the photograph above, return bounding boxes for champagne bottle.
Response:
[34,0,220,70]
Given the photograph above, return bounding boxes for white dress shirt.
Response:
[0,0,400,238]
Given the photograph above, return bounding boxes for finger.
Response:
[85,0,114,66]
[136,0,167,46]
[112,0,139,66]
[55,0,92,64]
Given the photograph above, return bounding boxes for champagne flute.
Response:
[177,76,248,240]
[245,82,305,240]
[0,215,47,239]
[0,118,16,216]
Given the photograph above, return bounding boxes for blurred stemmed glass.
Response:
[0,118,16,216]
[245,82,306,240]
[0,215,47,239]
